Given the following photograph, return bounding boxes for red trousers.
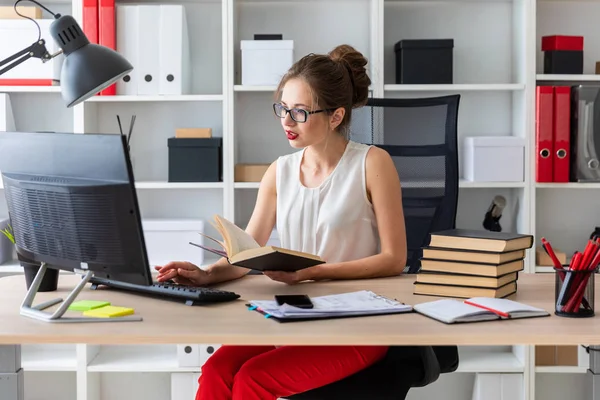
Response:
[195,345,388,400]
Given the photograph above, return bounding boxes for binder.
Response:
[116,5,139,95]
[535,86,554,182]
[99,0,116,96]
[553,86,571,182]
[82,0,98,44]
[136,5,161,95]
[158,5,191,95]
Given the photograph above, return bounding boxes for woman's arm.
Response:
[199,161,279,285]
[300,147,407,281]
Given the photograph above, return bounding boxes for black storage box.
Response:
[168,137,222,182]
[394,39,454,84]
[544,50,583,74]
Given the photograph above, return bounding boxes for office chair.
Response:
[286,95,461,400]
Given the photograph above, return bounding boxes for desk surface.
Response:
[1,273,599,346]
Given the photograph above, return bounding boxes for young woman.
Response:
[155,44,408,400]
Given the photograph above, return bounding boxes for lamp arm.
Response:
[0,39,60,77]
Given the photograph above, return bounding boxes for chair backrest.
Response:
[350,95,460,273]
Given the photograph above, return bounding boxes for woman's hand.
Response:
[263,270,302,285]
[263,266,319,285]
[154,261,212,286]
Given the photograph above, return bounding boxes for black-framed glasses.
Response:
[273,103,336,123]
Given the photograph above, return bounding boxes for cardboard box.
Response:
[535,345,578,366]
[535,246,567,266]
[175,128,212,138]
[235,164,269,182]
[0,6,42,19]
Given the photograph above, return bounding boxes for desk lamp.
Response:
[0,0,133,107]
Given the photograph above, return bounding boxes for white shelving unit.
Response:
[0,0,596,399]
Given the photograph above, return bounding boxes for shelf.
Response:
[0,86,61,93]
[234,85,277,92]
[234,180,526,190]
[88,346,198,372]
[134,182,224,189]
[459,180,526,188]
[535,366,588,374]
[0,260,22,274]
[536,182,600,189]
[384,84,525,92]
[455,351,524,373]
[535,266,555,273]
[86,94,224,102]
[536,74,600,82]
[21,346,77,372]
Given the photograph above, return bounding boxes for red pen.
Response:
[541,237,564,269]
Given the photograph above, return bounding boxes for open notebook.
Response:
[413,297,550,324]
[247,290,412,322]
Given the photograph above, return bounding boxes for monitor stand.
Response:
[19,262,142,323]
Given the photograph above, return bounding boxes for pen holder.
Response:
[554,266,598,318]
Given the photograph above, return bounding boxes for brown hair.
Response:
[275,44,371,137]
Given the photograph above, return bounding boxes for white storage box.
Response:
[462,136,525,182]
[142,219,204,267]
[241,40,293,85]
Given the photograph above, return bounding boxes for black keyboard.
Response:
[88,277,240,306]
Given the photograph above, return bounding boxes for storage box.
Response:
[462,136,525,182]
[394,39,453,84]
[142,219,205,267]
[168,137,222,182]
[241,40,293,85]
[235,164,270,182]
[542,35,584,52]
[535,345,578,366]
[544,50,583,74]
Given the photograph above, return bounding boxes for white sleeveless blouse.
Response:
[275,140,380,264]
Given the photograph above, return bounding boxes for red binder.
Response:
[553,86,571,182]
[536,86,554,182]
[99,0,116,96]
[82,0,98,44]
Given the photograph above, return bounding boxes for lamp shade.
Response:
[50,14,133,107]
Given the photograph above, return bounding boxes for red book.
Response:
[536,86,554,182]
[553,86,571,182]
[99,0,116,96]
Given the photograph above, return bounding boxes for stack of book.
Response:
[413,229,534,299]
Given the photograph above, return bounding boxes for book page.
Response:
[214,215,260,257]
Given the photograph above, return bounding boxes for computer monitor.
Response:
[0,131,152,323]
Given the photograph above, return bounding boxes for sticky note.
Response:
[83,305,135,318]
[68,300,111,311]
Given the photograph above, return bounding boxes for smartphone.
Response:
[275,294,314,309]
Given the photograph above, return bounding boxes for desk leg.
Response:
[0,345,23,400]
[588,345,600,400]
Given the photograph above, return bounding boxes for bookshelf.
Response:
[0,0,596,399]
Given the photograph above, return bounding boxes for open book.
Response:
[190,215,324,272]
[413,297,549,324]
[247,290,413,322]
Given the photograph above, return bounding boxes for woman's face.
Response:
[276,78,335,149]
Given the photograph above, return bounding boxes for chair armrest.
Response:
[412,346,441,387]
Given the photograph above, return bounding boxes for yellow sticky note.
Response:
[83,305,135,318]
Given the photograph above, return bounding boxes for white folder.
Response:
[158,5,191,95]
[0,93,16,132]
[136,5,160,95]
[116,5,139,95]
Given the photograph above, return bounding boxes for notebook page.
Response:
[414,299,498,324]
[466,297,548,315]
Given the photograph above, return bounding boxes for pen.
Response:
[541,237,563,270]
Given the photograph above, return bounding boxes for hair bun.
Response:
[328,44,370,108]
